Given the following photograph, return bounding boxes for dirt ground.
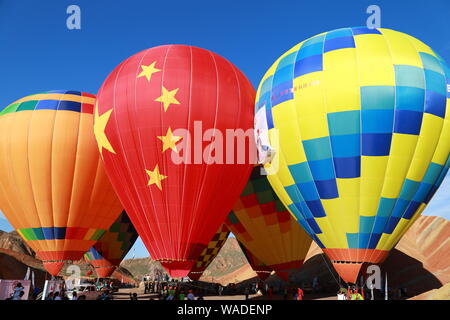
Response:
[113,288,336,300]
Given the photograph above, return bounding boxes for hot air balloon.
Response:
[0,90,124,276]
[188,224,230,281]
[224,167,312,281]
[94,45,255,277]
[254,27,450,283]
[238,241,273,281]
[84,211,138,278]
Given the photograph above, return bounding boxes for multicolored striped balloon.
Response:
[238,241,272,281]
[255,28,450,283]
[225,167,312,281]
[84,211,138,278]
[0,90,123,276]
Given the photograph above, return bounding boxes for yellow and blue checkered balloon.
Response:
[255,27,450,283]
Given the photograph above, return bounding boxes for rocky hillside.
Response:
[0,230,35,257]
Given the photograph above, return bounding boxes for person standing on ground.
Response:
[297,287,304,300]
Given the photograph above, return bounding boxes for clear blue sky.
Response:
[0,0,449,258]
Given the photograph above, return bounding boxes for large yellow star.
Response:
[146,164,167,191]
[154,86,180,112]
[137,61,160,82]
[157,127,183,153]
[94,104,116,155]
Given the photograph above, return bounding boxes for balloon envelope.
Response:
[95,45,255,277]
[238,241,272,281]
[188,224,230,281]
[225,167,312,281]
[255,27,450,283]
[0,91,123,275]
[84,211,138,278]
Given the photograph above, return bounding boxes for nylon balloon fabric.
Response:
[0,90,124,276]
[188,224,230,281]
[225,167,312,281]
[254,28,450,283]
[94,45,255,277]
[238,241,273,281]
[84,211,138,278]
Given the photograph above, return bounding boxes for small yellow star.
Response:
[154,86,180,111]
[157,127,183,153]
[137,61,160,82]
[146,164,167,190]
[94,104,116,155]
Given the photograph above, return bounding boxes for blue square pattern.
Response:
[297,181,320,201]
[333,156,361,178]
[424,90,446,118]
[305,199,327,217]
[288,162,314,183]
[294,54,323,78]
[412,183,432,203]
[372,216,389,234]
[403,201,421,219]
[256,91,271,111]
[315,179,339,199]
[285,185,303,203]
[324,36,355,53]
[277,52,297,70]
[346,233,379,249]
[360,86,395,110]
[383,217,401,234]
[266,103,274,129]
[306,218,323,234]
[271,81,293,107]
[394,65,425,89]
[302,34,326,47]
[296,42,324,60]
[361,109,394,134]
[302,137,332,161]
[273,65,294,87]
[424,185,439,204]
[308,158,336,181]
[352,27,382,35]
[398,179,421,201]
[395,86,425,112]
[420,52,444,74]
[376,197,397,217]
[260,76,274,97]
[422,162,444,185]
[393,110,423,135]
[327,110,360,136]
[294,200,314,219]
[329,134,360,158]
[425,69,447,95]
[326,28,353,40]
[392,198,410,218]
[361,133,392,156]
[359,216,375,233]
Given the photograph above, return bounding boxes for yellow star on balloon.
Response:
[154,86,180,111]
[146,164,167,191]
[137,61,160,82]
[94,104,116,155]
[157,127,182,153]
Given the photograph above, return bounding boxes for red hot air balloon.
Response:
[95,45,255,277]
